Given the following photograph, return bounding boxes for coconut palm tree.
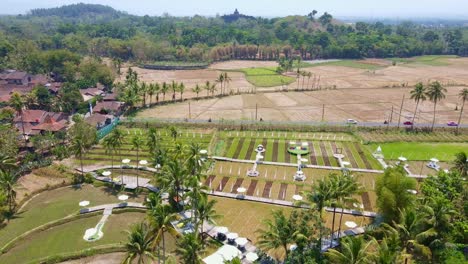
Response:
[140,82,148,107]
[0,169,17,212]
[256,210,295,260]
[410,82,427,129]
[110,128,125,163]
[175,232,205,264]
[196,195,220,237]
[161,82,169,101]
[456,88,468,134]
[123,222,156,264]
[70,137,86,179]
[216,73,224,95]
[306,72,312,90]
[9,92,26,144]
[132,134,145,186]
[171,81,177,101]
[178,82,185,101]
[0,154,17,172]
[147,83,155,106]
[148,202,178,264]
[103,135,117,169]
[426,81,447,131]
[394,209,432,261]
[192,84,201,99]
[155,83,161,103]
[223,72,231,94]
[147,127,160,154]
[452,152,467,177]
[160,159,187,208]
[325,236,376,264]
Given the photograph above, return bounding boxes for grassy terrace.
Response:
[357,130,468,143]
[392,55,457,66]
[367,142,468,161]
[217,131,381,170]
[235,67,296,87]
[207,162,379,211]
[305,60,384,70]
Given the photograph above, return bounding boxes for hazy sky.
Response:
[2,0,468,18]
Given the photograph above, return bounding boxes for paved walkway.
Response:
[79,202,146,214]
[211,156,384,174]
[78,165,158,173]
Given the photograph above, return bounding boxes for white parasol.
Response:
[226,232,239,240]
[199,149,208,155]
[430,158,439,163]
[118,194,129,201]
[245,252,259,262]
[122,159,131,164]
[102,171,111,177]
[235,237,248,247]
[236,187,247,193]
[139,160,148,165]
[79,200,90,207]
[216,226,229,235]
[398,157,407,162]
[345,221,357,228]
[292,195,303,201]
[342,161,351,166]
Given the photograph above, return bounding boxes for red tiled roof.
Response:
[29,75,49,85]
[31,115,67,132]
[94,101,123,112]
[85,114,111,126]
[14,110,48,123]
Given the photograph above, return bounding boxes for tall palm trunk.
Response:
[302,75,305,90]
[80,155,84,178]
[330,207,337,247]
[20,112,27,146]
[136,148,139,187]
[162,230,166,264]
[457,99,465,134]
[411,99,420,129]
[432,102,437,131]
[337,208,345,239]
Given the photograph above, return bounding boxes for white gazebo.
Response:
[345,221,357,229]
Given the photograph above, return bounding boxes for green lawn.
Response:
[0,185,143,248]
[368,142,468,161]
[306,60,383,70]
[391,55,457,66]
[237,67,296,87]
[0,212,151,264]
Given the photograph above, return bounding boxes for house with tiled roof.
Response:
[14,110,69,136]
[0,70,31,85]
[93,101,124,115]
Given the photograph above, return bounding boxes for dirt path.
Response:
[204,175,216,187]
[231,178,244,193]
[262,181,273,198]
[361,192,372,211]
[246,180,258,196]
[319,142,331,166]
[295,185,303,195]
[309,142,318,165]
[284,142,291,163]
[353,142,373,169]
[278,183,288,200]
[217,177,229,192]
[232,138,245,159]
[343,143,359,168]
[245,139,256,160]
[272,140,279,162]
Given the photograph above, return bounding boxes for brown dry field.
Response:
[134,58,468,123]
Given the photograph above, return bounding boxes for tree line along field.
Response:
[217,130,382,170]
[205,161,379,212]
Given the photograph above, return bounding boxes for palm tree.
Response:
[306,72,312,90]
[148,203,178,264]
[216,73,224,95]
[223,72,231,95]
[140,82,148,107]
[426,81,447,131]
[301,71,306,90]
[123,222,156,264]
[0,170,17,212]
[256,210,295,260]
[171,81,177,101]
[452,152,467,177]
[175,232,205,264]
[161,82,169,101]
[103,135,117,169]
[192,84,201,99]
[325,236,375,264]
[147,127,160,154]
[147,83,155,106]
[155,83,161,103]
[410,82,427,129]
[110,128,125,162]
[394,210,432,261]
[9,92,27,144]
[70,137,86,179]
[178,82,185,101]
[0,154,17,172]
[456,88,468,134]
[159,159,187,209]
[196,195,220,237]
[132,134,145,186]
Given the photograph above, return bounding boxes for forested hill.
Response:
[29,3,126,19]
[0,3,467,72]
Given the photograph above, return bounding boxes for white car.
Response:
[346,119,358,124]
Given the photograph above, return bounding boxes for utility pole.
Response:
[255,103,258,121]
[388,105,394,129]
[397,94,405,129]
[321,104,325,122]
[188,101,191,119]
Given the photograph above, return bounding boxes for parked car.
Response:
[447,121,458,127]
[403,121,413,125]
[346,119,358,124]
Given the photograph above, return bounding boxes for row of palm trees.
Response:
[115,134,220,263]
[410,82,468,131]
[256,171,364,262]
[0,154,18,215]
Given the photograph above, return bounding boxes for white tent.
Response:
[203,253,224,264]
[217,245,242,261]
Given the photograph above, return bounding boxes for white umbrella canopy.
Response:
[215,226,229,234]
[345,221,357,228]
[430,158,439,163]
[199,149,208,155]
[236,187,247,193]
[226,232,239,240]
[289,141,296,145]
[217,245,241,261]
[118,195,129,201]
[102,171,111,176]
[292,195,303,201]
[301,142,309,146]
[139,160,148,165]
[203,253,224,264]
[245,252,259,262]
[235,237,248,247]
[79,200,90,207]
[342,161,351,166]
[122,159,131,164]
[398,157,407,162]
